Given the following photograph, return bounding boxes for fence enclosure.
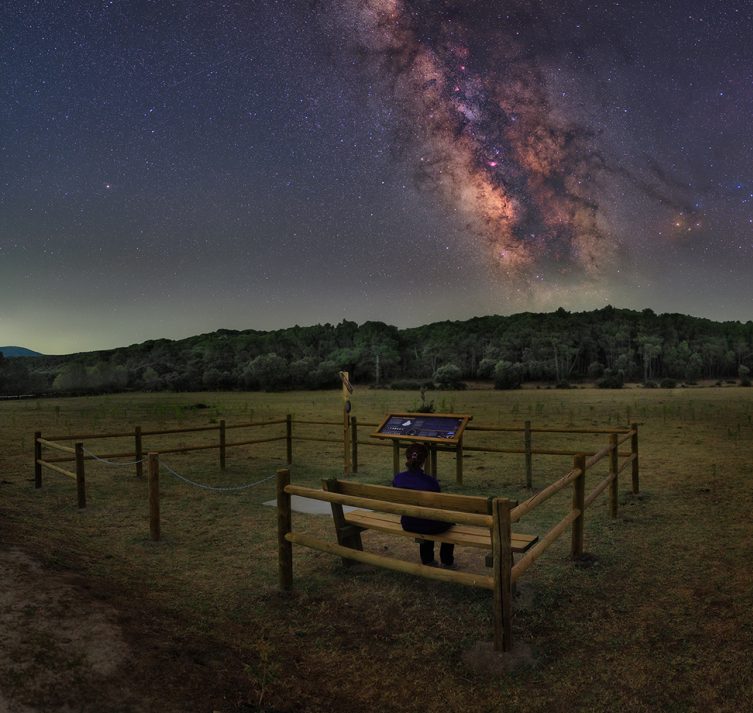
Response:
[33,415,639,509]
[33,412,640,652]
[33,417,291,507]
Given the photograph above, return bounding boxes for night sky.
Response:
[3,1,753,354]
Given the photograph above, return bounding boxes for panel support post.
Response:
[455,439,463,485]
[350,416,358,473]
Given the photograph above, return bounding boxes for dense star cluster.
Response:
[2,1,753,352]
[322,0,614,284]
[318,0,753,293]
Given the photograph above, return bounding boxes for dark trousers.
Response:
[419,540,455,565]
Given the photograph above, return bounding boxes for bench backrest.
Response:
[323,478,493,514]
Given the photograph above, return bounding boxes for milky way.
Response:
[320,0,617,285]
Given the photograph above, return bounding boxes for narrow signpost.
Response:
[339,371,353,476]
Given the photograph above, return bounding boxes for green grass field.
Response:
[2,387,753,712]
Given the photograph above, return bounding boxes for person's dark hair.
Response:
[405,442,428,470]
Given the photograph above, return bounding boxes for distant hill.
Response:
[0,346,43,358]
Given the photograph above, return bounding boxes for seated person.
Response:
[392,443,455,568]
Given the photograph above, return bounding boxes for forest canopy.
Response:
[2,307,753,396]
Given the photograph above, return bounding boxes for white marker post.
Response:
[339,371,353,476]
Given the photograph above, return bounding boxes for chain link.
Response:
[82,447,145,467]
[81,447,275,491]
[160,461,277,492]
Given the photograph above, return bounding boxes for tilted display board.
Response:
[372,412,471,446]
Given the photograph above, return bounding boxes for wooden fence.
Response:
[34,434,87,508]
[33,418,290,507]
[33,415,640,649]
[33,416,640,507]
[343,417,639,490]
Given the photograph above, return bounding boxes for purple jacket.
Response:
[392,468,449,534]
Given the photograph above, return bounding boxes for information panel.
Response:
[372,412,471,446]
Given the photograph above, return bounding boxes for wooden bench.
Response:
[323,479,538,563]
[277,471,537,651]
[344,509,539,554]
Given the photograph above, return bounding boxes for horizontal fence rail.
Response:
[35,417,294,484]
[37,459,76,479]
[33,415,640,516]
[346,416,637,488]
[34,432,86,508]
[285,483,493,528]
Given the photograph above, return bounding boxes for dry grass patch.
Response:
[2,388,753,711]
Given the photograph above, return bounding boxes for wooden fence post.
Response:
[492,497,513,652]
[455,439,464,485]
[524,420,533,488]
[286,414,293,465]
[430,445,438,477]
[350,416,358,473]
[630,422,640,494]
[219,419,226,471]
[571,454,586,558]
[34,431,42,488]
[134,426,143,479]
[392,441,400,475]
[609,433,619,518]
[148,452,160,541]
[277,468,293,590]
[75,442,86,509]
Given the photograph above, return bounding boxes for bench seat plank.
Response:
[344,509,538,553]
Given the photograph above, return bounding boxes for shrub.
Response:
[684,353,703,383]
[587,361,605,380]
[248,353,289,391]
[494,360,523,390]
[433,364,465,389]
[476,358,497,379]
[597,369,624,389]
[643,381,657,388]
[659,378,677,388]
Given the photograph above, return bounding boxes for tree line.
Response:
[2,306,753,396]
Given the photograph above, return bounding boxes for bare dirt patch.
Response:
[0,546,133,712]
[0,543,256,713]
